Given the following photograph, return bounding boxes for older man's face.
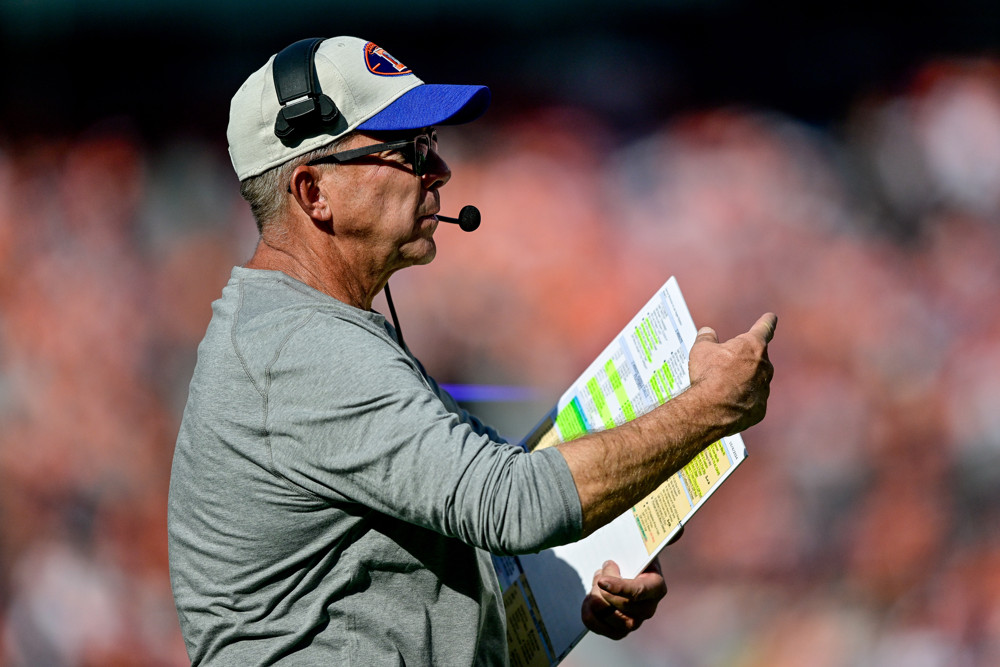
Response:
[318,129,452,279]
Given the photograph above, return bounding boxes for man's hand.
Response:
[581,559,667,640]
[687,312,776,436]
[560,313,777,536]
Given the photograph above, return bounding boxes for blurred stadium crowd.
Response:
[1,56,999,666]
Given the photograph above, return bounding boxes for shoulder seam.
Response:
[231,278,324,500]
[231,279,265,399]
[262,309,328,500]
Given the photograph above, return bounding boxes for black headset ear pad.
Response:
[272,38,341,141]
[317,95,338,124]
[274,109,296,140]
[273,94,339,140]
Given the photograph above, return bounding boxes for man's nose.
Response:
[421,150,451,191]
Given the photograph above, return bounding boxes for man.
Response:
[168,36,776,665]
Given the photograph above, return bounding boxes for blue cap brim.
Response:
[358,84,491,131]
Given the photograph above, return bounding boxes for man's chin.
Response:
[406,238,437,266]
[416,242,436,265]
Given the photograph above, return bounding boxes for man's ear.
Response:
[288,165,331,222]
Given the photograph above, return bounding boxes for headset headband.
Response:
[272,38,340,141]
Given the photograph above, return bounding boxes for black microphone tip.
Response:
[438,205,482,232]
[458,205,481,232]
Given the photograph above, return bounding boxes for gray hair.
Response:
[238,137,348,235]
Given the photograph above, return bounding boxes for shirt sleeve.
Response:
[405,350,508,444]
[262,311,583,555]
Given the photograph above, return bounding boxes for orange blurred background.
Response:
[2,3,1000,665]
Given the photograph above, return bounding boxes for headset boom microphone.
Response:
[437,205,481,232]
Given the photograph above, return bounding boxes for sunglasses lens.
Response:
[413,135,431,176]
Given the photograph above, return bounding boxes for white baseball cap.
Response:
[227,36,491,180]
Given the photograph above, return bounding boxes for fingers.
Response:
[581,599,632,640]
[596,559,621,580]
[582,560,668,639]
[591,560,636,605]
[595,560,667,610]
[684,311,777,436]
[695,326,719,345]
[698,313,777,348]
[593,560,639,601]
[584,561,631,639]
[597,570,664,603]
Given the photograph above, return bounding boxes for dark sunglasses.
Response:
[306,130,438,176]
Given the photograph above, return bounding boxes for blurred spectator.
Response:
[2,56,1000,666]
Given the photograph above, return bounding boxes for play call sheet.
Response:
[496,277,748,666]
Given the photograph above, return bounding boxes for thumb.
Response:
[593,560,622,587]
[749,312,778,344]
[599,560,622,578]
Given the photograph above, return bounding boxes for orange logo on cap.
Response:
[364,42,412,76]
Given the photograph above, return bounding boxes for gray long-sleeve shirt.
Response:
[167,267,583,665]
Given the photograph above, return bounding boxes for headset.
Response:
[272,38,341,141]
[268,37,482,350]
